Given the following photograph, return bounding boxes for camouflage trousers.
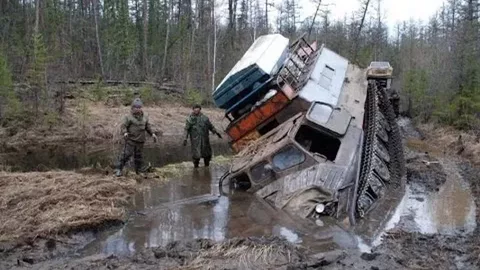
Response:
[116,140,145,173]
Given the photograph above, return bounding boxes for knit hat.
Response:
[131,98,143,108]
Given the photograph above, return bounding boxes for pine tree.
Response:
[0,53,21,124]
[28,33,48,114]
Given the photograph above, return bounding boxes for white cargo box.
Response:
[215,34,289,93]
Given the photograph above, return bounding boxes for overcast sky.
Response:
[298,0,445,31]
[216,0,445,36]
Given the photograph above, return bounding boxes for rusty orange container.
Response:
[226,91,290,142]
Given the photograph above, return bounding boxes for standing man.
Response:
[183,104,222,168]
[115,98,158,176]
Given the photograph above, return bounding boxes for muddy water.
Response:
[357,164,476,256]
[79,155,478,257]
[0,142,231,171]
[401,160,476,235]
[80,165,359,256]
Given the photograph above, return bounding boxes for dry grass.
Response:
[185,242,297,269]
[154,155,232,180]
[154,238,305,270]
[0,171,136,244]
[1,100,228,150]
[85,101,228,141]
[417,123,480,165]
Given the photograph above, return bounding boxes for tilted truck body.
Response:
[215,34,405,225]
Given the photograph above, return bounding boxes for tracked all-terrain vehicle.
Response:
[214,34,405,225]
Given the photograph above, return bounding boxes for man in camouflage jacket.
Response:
[183,104,222,168]
[115,98,157,176]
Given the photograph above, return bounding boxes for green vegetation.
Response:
[0,53,21,125]
[139,85,155,105]
[92,79,107,102]
[27,33,48,113]
[121,87,135,106]
[185,88,205,106]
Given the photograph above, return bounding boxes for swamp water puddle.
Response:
[400,159,476,235]
[78,157,477,257]
[358,159,477,253]
[6,137,474,256]
[80,165,359,256]
[1,142,231,171]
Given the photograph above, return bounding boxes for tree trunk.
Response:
[228,0,237,47]
[143,0,148,78]
[93,0,105,80]
[308,0,321,40]
[352,0,371,63]
[187,0,198,89]
[35,0,40,36]
[212,0,217,93]
[265,0,268,32]
[161,0,171,81]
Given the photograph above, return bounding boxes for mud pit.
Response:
[1,118,480,269]
[80,164,357,258]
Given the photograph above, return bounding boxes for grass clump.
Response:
[0,171,137,244]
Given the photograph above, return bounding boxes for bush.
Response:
[121,87,135,106]
[0,53,23,125]
[44,111,60,130]
[139,85,154,105]
[185,88,205,106]
[92,80,107,101]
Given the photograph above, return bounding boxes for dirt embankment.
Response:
[0,100,228,152]
[415,123,480,165]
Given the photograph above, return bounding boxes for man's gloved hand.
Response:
[183,139,188,146]
[152,134,158,143]
[123,133,129,138]
[216,132,223,139]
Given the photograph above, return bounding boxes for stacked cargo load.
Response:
[215,34,320,152]
[215,33,405,225]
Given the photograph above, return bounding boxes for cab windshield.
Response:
[272,145,305,170]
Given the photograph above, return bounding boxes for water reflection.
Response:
[405,168,476,234]
[357,160,477,252]
[81,164,357,257]
[1,141,231,171]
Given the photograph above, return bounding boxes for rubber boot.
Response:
[193,159,200,168]
[204,157,211,167]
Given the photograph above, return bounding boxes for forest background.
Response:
[0,0,478,132]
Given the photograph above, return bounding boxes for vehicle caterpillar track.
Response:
[356,80,405,217]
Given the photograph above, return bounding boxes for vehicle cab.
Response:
[229,101,362,194]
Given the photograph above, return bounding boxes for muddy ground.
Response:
[1,117,480,269]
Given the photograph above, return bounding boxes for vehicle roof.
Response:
[214,34,289,93]
[368,61,391,69]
